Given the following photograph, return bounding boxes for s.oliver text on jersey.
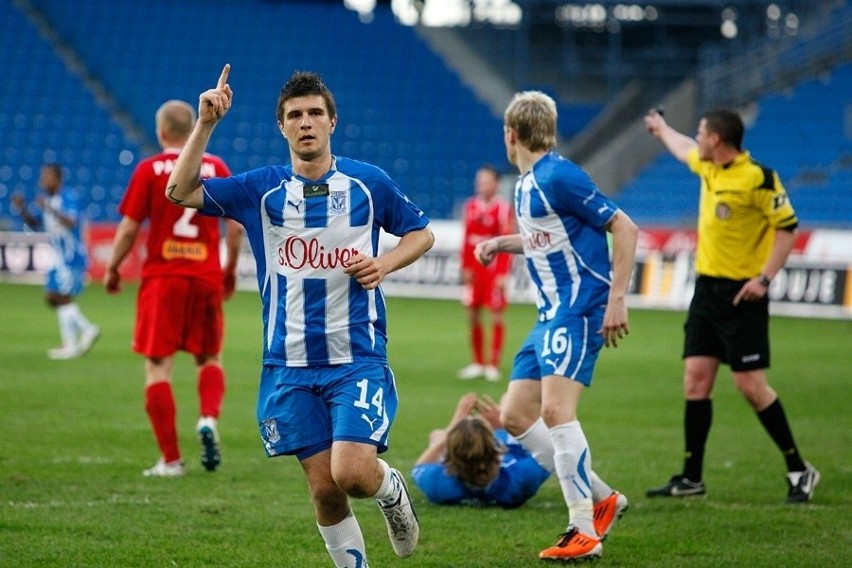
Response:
[278,236,359,270]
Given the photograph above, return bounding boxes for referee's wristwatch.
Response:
[757,273,772,287]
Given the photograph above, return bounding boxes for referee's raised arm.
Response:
[167,64,233,209]
[644,108,695,164]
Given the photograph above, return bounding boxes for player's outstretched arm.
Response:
[644,108,695,164]
[167,64,233,209]
[474,234,523,266]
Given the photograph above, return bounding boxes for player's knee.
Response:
[309,483,350,519]
[540,403,574,427]
[733,371,773,407]
[499,406,528,436]
[332,469,374,498]
[683,372,714,398]
[196,355,221,367]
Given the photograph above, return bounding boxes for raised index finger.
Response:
[217,64,230,89]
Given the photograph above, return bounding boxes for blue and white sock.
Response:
[317,510,368,568]
[551,421,595,536]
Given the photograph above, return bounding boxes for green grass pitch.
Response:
[0,282,849,566]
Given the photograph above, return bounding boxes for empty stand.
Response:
[3,1,848,229]
[0,0,141,229]
[14,0,509,223]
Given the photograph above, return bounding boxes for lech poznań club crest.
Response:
[330,191,347,216]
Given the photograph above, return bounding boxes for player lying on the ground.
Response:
[411,392,627,538]
[412,392,549,509]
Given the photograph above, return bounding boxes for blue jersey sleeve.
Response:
[411,464,471,505]
[200,166,287,227]
[337,158,429,236]
[549,161,618,229]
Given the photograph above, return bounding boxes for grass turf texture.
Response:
[0,282,849,566]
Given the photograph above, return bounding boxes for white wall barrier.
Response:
[376,222,852,320]
[2,223,850,320]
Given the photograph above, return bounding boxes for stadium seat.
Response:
[9,0,511,221]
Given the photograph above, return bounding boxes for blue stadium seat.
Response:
[11,0,510,221]
[1,0,143,225]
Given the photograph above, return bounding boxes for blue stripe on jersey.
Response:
[305,196,327,228]
[525,257,553,319]
[271,272,286,355]
[268,185,286,227]
[529,185,550,218]
[348,277,371,351]
[545,249,577,307]
[349,179,370,227]
[374,286,388,340]
[304,278,330,364]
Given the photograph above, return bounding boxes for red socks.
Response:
[491,322,504,367]
[145,382,180,463]
[198,364,225,419]
[471,323,484,364]
[144,365,225,464]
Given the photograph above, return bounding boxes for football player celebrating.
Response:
[166,65,433,566]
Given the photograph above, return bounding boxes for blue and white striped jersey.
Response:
[42,189,88,275]
[200,156,429,367]
[515,152,618,321]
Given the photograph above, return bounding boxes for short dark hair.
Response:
[477,164,501,179]
[703,108,744,151]
[276,71,337,124]
[42,163,63,180]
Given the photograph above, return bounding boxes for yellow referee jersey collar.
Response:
[721,151,750,169]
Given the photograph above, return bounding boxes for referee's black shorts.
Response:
[683,275,770,371]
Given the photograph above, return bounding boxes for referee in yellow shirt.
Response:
[643,108,818,504]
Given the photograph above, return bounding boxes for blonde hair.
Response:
[445,416,504,488]
[156,100,196,143]
[504,91,558,152]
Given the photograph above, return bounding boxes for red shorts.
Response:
[462,269,507,310]
[134,276,224,358]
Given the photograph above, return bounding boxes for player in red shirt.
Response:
[458,165,514,382]
[104,100,242,477]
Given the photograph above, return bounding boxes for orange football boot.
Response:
[539,527,602,562]
[593,491,629,540]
